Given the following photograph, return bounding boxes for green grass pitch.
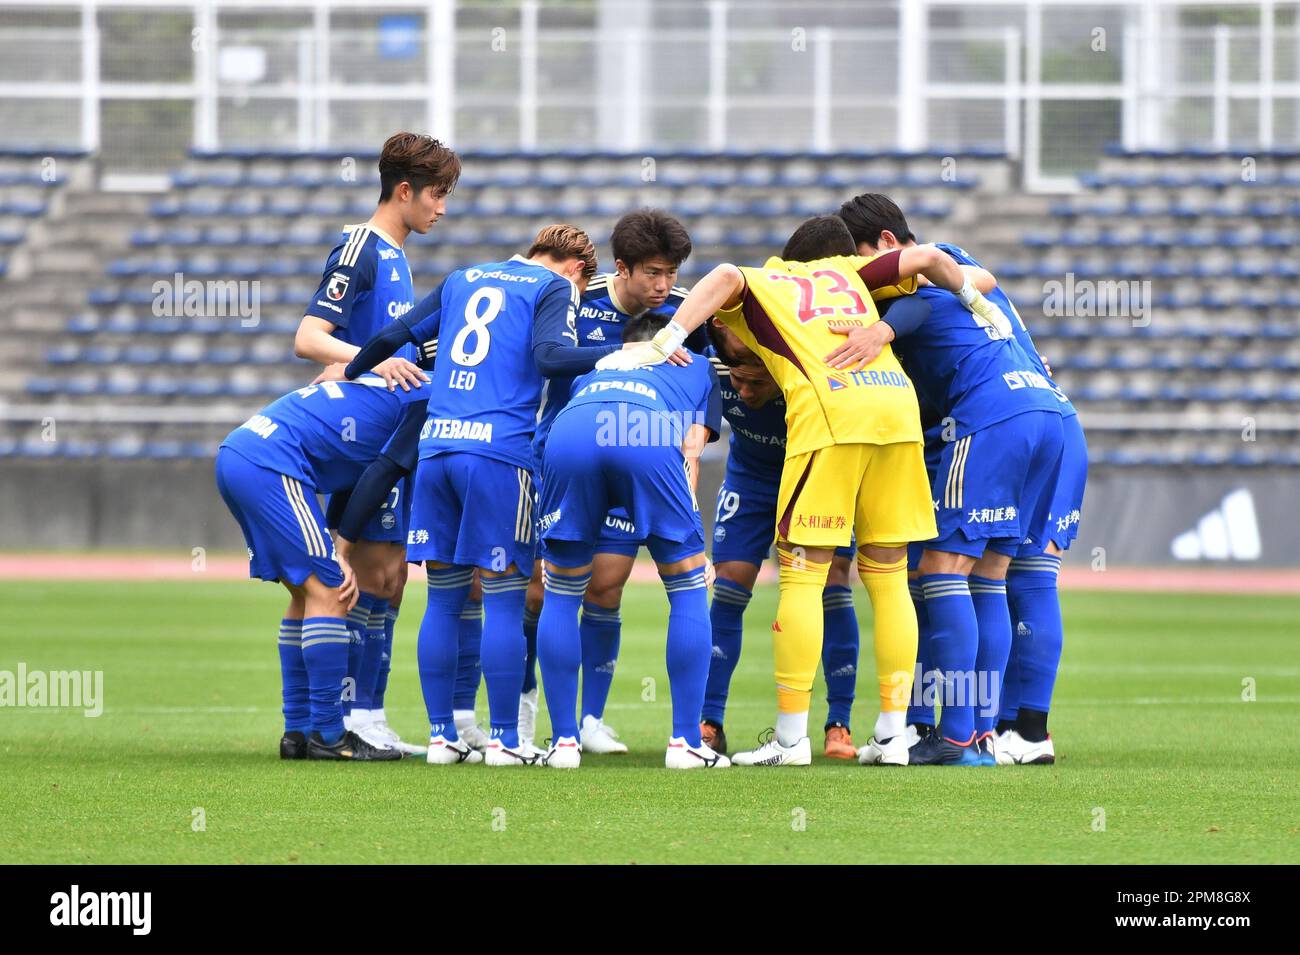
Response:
[2,579,1297,864]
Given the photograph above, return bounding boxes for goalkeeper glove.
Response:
[594,319,689,371]
[957,278,1013,339]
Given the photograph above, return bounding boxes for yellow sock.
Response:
[858,554,917,715]
[773,547,831,715]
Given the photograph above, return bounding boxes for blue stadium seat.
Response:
[46,344,81,365]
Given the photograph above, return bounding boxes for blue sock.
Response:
[521,604,540,694]
[354,599,387,711]
[418,566,473,740]
[480,572,529,748]
[372,606,398,710]
[1007,554,1064,715]
[906,579,936,728]
[343,593,376,715]
[301,616,352,743]
[703,578,750,725]
[820,585,859,729]
[453,597,483,711]
[920,574,978,744]
[663,567,711,747]
[579,602,621,722]
[277,618,310,734]
[999,638,1022,726]
[537,568,590,741]
[969,575,1011,736]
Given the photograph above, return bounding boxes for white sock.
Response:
[453,709,476,729]
[370,707,386,724]
[775,710,808,748]
[342,713,353,732]
[874,710,906,741]
[349,708,370,726]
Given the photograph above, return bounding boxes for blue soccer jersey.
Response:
[396,255,610,472]
[533,274,703,459]
[709,352,788,475]
[219,375,429,494]
[305,223,418,363]
[886,286,1066,441]
[933,242,1077,420]
[564,355,722,439]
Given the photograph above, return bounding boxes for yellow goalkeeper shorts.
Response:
[775,441,937,548]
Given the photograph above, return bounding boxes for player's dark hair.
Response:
[610,209,693,270]
[838,193,916,249]
[378,132,461,203]
[706,319,759,367]
[528,224,598,278]
[781,215,856,262]
[622,313,671,344]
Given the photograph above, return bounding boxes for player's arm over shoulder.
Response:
[961,264,997,294]
[669,264,747,337]
[851,246,965,299]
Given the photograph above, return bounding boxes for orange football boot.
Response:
[824,723,856,759]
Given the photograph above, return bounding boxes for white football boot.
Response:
[484,737,545,767]
[579,714,629,754]
[517,688,539,748]
[543,736,582,769]
[665,737,730,769]
[996,729,1055,765]
[453,716,492,753]
[351,719,398,754]
[426,733,483,765]
[856,734,910,766]
[730,731,812,767]
[363,718,427,757]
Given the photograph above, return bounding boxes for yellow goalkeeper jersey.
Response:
[716,250,922,456]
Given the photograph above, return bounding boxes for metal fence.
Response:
[0,0,1297,187]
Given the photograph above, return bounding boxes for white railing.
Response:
[0,0,1297,188]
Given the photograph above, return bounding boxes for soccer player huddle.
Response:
[215,132,1086,770]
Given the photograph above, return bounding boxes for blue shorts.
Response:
[929,410,1064,559]
[538,403,705,567]
[711,458,854,566]
[595,506,645,557]
[1039,413,1088,552]
[324,476,410,544]
[407,452,536,573]
[214,447,344,588]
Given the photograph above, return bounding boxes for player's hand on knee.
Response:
[704,557,716,589]
[335,558,359,612]
[373,356,430,392]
